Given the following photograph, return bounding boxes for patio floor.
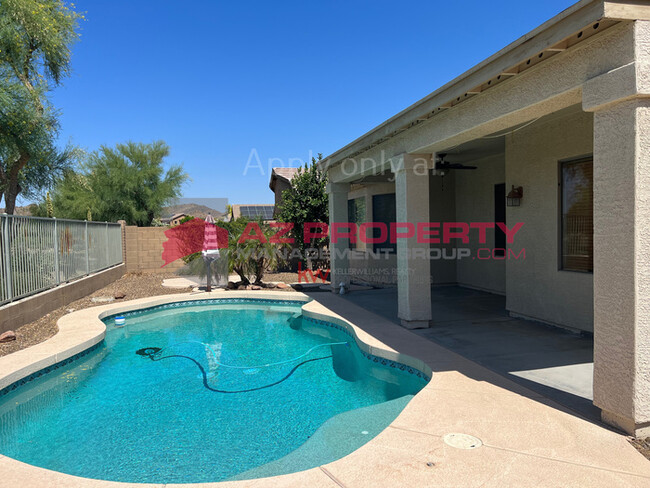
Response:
[297,290,649,487]
[310,285,597,421]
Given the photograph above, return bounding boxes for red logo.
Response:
[161,218,228,267]
[297,262,330,283]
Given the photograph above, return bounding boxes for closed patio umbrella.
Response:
[202,214,220,292]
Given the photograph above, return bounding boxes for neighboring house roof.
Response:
[231,204,275,221]
[161,212,187,223]
[269,167,300,192]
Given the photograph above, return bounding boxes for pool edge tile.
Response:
[0,290,429,487]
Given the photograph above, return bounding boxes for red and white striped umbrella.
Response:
[203,214,219,254]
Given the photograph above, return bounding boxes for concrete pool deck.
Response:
[333,285,597,421]
[0,290,648,487]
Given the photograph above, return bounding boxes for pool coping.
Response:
[2,291,649,487]
[0,290,433,487]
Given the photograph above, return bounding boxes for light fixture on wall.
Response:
[507,185,523,206]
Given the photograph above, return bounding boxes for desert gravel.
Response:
[0,272,192,358]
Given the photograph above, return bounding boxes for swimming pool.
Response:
[0,297,429,484]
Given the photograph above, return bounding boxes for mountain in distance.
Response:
[0,205,37,216]
[0,203,226,221]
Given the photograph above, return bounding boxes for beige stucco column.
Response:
[584,20,650,436]
[327,182,350,293]
[391,153,432,329]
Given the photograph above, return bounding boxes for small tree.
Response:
[0,0,83,213]
[276,155,328,268]
[45,192,54,218]
[178,215,194,225]
[34,169,93,218]
[220,218,286,285]
[221,217,254,284]
[248,225,285,284]
[151,218,165,227]
[48,141,187,226]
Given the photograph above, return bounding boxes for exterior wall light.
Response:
[507,185,523,206]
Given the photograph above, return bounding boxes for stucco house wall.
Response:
[273,179,292,210]
[505,108,594,331]
[428,171,458,285]
[454,154,507,294]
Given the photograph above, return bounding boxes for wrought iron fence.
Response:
[0,214,123,306]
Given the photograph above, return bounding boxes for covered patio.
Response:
[330,285,596,421]
[319,1,650,436]
[297,289,650,487]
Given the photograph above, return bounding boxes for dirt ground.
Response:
[265,271,330,286]
[264,272,302,284]
[630,437,650,461]
[0,272,192,358]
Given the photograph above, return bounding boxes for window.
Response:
[560,158,593,272]
[348,197,366,250]
[372,193,396,254]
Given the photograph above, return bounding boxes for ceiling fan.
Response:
[434,153,477,171]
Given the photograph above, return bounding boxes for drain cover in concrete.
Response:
[443,433,483,449]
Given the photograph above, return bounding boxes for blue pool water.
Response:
[0,299,428,483]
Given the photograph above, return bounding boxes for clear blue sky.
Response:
[41,0,574,207]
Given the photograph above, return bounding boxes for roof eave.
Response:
[318,0,629,171]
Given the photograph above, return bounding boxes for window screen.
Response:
[348,197,366,250]
[372,193,396,254]
[561,158,593,272]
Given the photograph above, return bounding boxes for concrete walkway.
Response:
[301,291,649,488]
[330,285,597,421]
